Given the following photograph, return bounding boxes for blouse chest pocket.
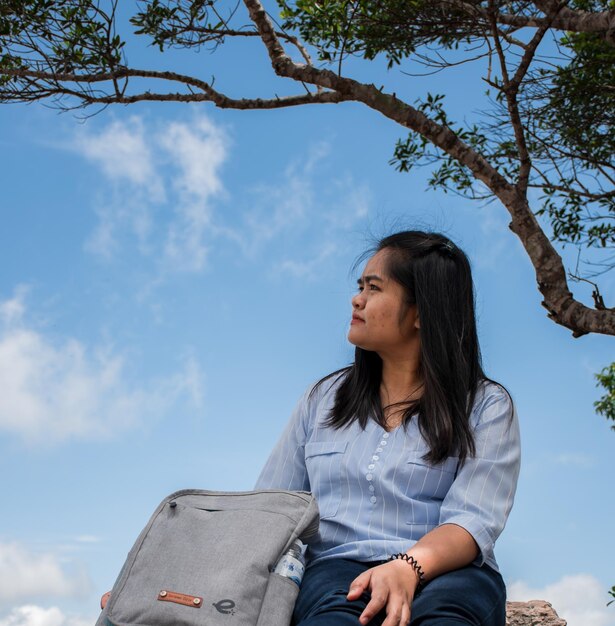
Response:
[405,447,459,502]
[304,441,348,520]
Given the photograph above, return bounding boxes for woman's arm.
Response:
[403,522,479,579]
[437,386,520,566]
[347,524,478,626]
[348,385,521,626]
[254,388,311,491]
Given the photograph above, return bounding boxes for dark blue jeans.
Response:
[293,559,506,626]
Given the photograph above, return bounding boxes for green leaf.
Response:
[595,363,615,428]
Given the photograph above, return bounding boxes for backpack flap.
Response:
[104,489,318,626]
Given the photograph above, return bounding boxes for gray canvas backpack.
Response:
[96,489,319,626]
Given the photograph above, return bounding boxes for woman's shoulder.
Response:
[471,379,515,426]
[476,378,512,400]
[290,369,348,432]
[305,368,349,405]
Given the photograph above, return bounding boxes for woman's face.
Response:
[348,250,419,357]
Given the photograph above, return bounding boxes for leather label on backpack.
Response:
[157,590,203,608]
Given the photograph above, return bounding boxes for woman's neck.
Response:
[380,346,421,391]
[379,355,423,430]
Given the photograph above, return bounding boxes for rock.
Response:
[506,600,566,626]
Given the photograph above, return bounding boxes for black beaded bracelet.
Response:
[389,553,426,589]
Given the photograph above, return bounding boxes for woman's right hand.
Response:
[346,559,419,626]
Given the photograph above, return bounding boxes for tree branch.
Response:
[488,1,534,192]
[532,0,615,34]
[243,0,615,336]
[242,0,289,70]
[162,27,317,68]
[504,2,557,193]
[435,0,615,36]
[1,67,346,109]
[2,0,613,336]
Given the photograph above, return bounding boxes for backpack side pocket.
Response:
[255,572,300,626]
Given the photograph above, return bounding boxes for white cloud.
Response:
[75,117,158,189]
[277,242,338,278]
[73,536,101,545]
[85,197,154,260]
[84,204,118,259]
[222,141,371,278]
[0,290,204,444]
[474,205,513,270]
[75,120,368,278]
[159,117,228,272]
[0,606,91,626]
[76,114,228,272]
[78,116,162,260]
[508,574,615,626]
[0,543,89,605]
[552,452,596,468]
[226,160,314,259]
[174,354,205,408]
[159,117,227,202]
[0,287,27,326]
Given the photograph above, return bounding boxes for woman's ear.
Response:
[414,315,420,329]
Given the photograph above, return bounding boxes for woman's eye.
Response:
[357,283,379,292]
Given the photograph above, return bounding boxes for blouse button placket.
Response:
[366,430,391,505]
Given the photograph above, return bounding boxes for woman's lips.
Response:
[351,315,365,325]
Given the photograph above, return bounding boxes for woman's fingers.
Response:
[360,592,411,626]
[380,602,407,626]
[359,588,389,624]
[397,601,411,626]
[347,569,372,600]
[400,602,411,626]
[357,562,415,625]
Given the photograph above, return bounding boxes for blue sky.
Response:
[1,7,614,626]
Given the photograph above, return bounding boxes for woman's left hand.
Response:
[346,559,419,626]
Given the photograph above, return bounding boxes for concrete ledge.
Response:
[506,600,566,625]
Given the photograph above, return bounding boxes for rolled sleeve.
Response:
[255,389,311,492]
[438,386,521,565]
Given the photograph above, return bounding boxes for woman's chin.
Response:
[347,330,361,347]
[347,332,370,351]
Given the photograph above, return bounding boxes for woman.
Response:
[256,231,520,626]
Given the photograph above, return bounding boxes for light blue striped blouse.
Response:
[255,376,520,572]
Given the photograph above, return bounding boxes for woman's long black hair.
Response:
[316,230,487,465]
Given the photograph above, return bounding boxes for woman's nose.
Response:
[352,292,364,309]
